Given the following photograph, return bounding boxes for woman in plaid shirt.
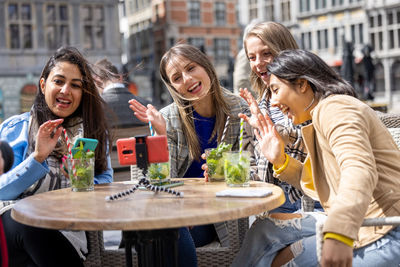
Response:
[129,44,253,267]
[239,21,321,213]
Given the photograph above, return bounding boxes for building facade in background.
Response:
[0,0,121,121]
[237,0,400,108]
[120,0,240,107]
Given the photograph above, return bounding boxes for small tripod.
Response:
[105,136,183,202]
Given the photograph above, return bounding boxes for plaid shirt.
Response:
[160,88,254,245]
[252,92,315,210]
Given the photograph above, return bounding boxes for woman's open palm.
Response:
[34,119,64,163]
[254,113,285,166]
[239,88,262,129]
[128,99,167,135]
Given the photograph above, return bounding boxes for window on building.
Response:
[369,14,384,51]
[300,0,310,13]
[81,5,105,50]
[281,0,291,22]
[215,2,226,26]
[317,29,328,50]
[333,27,339,48]
[301,32,312,50]
[389,30,395,49]
[188,1,201,25]
[331,0,344,7]
[388,12,393,25]
[378,14,382,27]
[188,37,205,51]
[45,4,69,49]
[249,0,258,20]
[393,61,400,91]
[7,3,33,49]
[315,0,327,10]
[214,38,230,63]
[375,63,384,92]
[264,0,274,21]
[387,8,400,50]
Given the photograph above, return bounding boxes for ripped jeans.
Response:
[232,213,400,267]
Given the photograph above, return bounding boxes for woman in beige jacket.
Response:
[233,49,400,267]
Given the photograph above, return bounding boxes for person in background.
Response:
[128,43,253,267]
[0,141,13,175]
[239,21,321,213]
[233,49,400,267]
[94,58,151,128]
[0,46,113,267]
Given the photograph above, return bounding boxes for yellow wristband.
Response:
[324,232,354,248]
[272,154,289,175]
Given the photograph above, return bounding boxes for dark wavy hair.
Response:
[34,46,111,174]
[0,140,14,173]
[267,49,356,99]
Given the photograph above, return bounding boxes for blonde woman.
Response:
[240,21,321,213]
[129,43,252,266]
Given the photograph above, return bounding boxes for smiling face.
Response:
[245,35,274,85]
[40,61,83,118]
[165,56,211,100]
[269,74,312,125]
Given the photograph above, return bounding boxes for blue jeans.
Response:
[232,213,400,267]
[270,188,323,214]
[177,224,217,267]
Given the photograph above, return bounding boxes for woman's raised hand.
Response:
[254,113,286,167]
[128,99,167,136]
[238,88,262,129]
[34,119,64,163]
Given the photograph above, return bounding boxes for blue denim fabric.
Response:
[269,191,302,213]
[178,227,197,267]
[232,214,318,267]
[232,213,400,267]
[177,224,217,267]
[352,226,400,267]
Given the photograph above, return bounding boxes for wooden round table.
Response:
[12,179,285,266]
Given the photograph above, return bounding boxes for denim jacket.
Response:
[0,112,113,201]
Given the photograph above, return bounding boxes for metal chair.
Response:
[84,218,248,267]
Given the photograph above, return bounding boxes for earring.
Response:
[304,96,315,111]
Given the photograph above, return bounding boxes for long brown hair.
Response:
[34,46,111,174]
[244,21,299,100]
[159,44,230,160]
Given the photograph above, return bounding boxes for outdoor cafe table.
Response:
[11,179,285,267]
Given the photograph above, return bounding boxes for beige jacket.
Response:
[276,95,400,248]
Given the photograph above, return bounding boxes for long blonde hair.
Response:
[159,44,230,160]
[244,21,299,100]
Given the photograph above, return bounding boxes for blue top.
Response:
[0,112,113,200]
[184,110,217,178]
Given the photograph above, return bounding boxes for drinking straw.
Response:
[148,121,154,136]
[220,116,230,143]
[239,118,244,154]
[63,129,76,176]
